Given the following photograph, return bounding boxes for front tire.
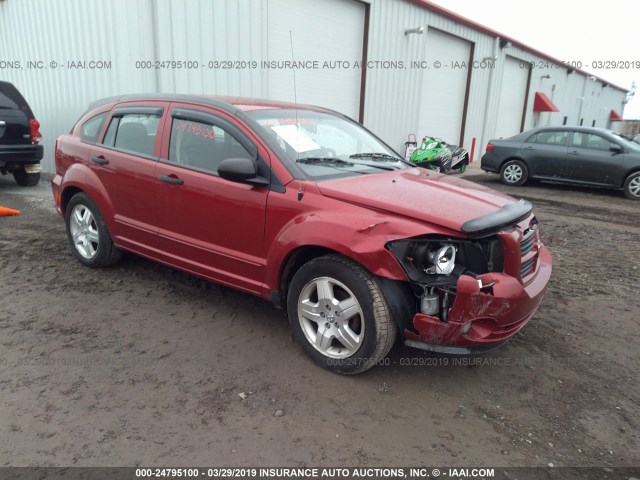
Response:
[623,172,640,200]
[12,166,40,186]
[286,254,397,374]
[65,193,122,267]
[500,159,528,186]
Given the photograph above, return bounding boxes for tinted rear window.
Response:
[0,82,29,111]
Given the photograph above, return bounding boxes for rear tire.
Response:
[286,254,397,374]
[500,159,528,186]
[65,192,122,267]
[12,166,40,186]
[623,171,640,200]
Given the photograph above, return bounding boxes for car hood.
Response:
[316,168,517,233]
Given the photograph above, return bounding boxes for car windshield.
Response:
[246,108,409,180]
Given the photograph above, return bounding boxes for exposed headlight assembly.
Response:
[386,235,506,323]
[386,237,496,286]
[426,245,456,275]
[386,238,477,322]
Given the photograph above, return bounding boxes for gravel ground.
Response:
[0,169,638,469]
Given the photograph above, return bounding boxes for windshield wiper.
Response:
[350,152,411,168]
[298,157,396,171]
[297,157,354,166]
[350,152,403,161]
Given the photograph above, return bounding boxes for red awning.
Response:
[610,109,622,121]
[533,92,559,112]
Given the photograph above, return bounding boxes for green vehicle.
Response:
[409,136,469,174]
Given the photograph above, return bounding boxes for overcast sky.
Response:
[428,0,640,119]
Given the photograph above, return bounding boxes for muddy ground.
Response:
[0,167,638,469]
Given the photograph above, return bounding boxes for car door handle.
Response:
[568,151,580,156]
[91,155,109,165]
[159,174,184,185]
[523,146,534,150]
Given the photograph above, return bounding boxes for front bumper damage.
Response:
[404,245,551,353]
[386,199,552,354]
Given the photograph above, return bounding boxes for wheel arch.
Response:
[500,156,529,171]
[274,245,340,308]
[274,245,415,336]
[60,185,84,214]
[58,164,116,230]
[268,229,412,304]
[622,167,640,187]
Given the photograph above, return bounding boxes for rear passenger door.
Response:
[519,130,568,178]
[155,104,270,294]
[88,102,168,254]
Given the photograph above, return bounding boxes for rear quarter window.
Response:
[81,112,108,144]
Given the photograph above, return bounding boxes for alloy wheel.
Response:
[69,204,99,259]
[297,276,364,359]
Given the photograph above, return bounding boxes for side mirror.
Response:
[610,144,624,154]
[218,157,269,187]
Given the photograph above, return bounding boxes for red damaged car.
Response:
[52,94,552,374]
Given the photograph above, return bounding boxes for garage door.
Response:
[495,56,530,139]
[418,28,472,145]
[267,0,365,119]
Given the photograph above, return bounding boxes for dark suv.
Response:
[0,81,43,186]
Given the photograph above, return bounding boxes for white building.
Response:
[0,0,628,173]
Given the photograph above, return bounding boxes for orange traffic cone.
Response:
[0,206,21,217]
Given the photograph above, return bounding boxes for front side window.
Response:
[81,112,108,144]
[168,118,253,174]
[102,113,160,157]
[246,109,407,180]
[611,131,640,151]
[572,132,615,151]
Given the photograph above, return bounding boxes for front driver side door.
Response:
[155,104,270,295]
[565,131,626,185]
